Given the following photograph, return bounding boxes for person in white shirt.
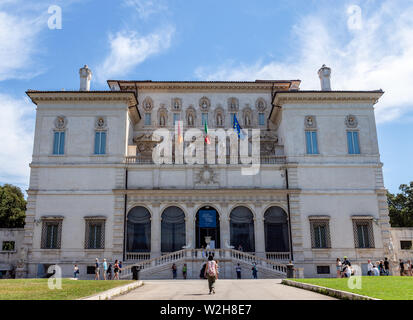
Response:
[372,262,380,276]
[367,259,373,276]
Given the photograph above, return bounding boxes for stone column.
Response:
[151,205,161,258]
[219,204,230,249]
[254,216,266,259]
[185,207,195,249]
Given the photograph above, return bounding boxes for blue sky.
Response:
[0,0,412,194]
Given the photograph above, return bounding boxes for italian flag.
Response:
[204,122,211,144]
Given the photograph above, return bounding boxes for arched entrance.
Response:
[127,206,151,252]
[230,206,255,252]
[264,206,289,252]
[161,206,186,252]
[196,206,220,249]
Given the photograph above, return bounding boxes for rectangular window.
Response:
[52,131,65,155]
[347,131,360,154]
[85,219,105,249]
[353,220,374,248]
[259,113,265,126]
[317,266,330,274]
[145,113,151,126]
[310,220,331,248]
[41,220,62,249]
[173,113,180,124]
[202,113,208,125]
[400,241,412,250]
[305,131,318,154]
[94,131,106,155]
[2,241,15,251]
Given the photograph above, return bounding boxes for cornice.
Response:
[108,80,299,92]
[272,90,384,106]
[26,91,138,107]
[113,188,301,196]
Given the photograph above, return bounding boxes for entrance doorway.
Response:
[196,206,220,249]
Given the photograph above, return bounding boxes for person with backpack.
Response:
[384,257,390,276]
[172,263,177,279]
[107,263,112,280]
[236,263,242,279]
[113,260,120,280]
[204,255,218,294]
[252,262,258,279]
[94,258,100,280]
[103,259,108,280]
[73,264,79,279]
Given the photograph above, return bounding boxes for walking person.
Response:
[367,259,373,276]
[200,263,206,279]
[182,263,187,279]
[399,259,405,276]
[379,260,385,276]
[103,259,108,280]
[73,264,79,279]
[384,257,390,276]
[336,258,342,278]
[119,261,123,275]
[107,263,112,280]
[113,260,120,280]
[94,258,100,280]
[172,263,177,279]
[236,263,242,279]
[252,262,258,279]
[204,255,218,294]
[404,260,412,276]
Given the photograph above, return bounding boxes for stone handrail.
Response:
[121,248,287,279]
[229,249,287,274]
[265,252,291,261]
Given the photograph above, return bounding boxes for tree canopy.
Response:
[0,184,26,228]
[387,182,413,227]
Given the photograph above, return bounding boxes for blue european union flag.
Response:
[233,114,246,140]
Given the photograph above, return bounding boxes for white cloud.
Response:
[96,27,175,82]
[123,0,168,19]
[0,94,35,188]
[0,2,48,80]
[195,0,413,124]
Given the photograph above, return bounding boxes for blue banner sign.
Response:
[199,210,216,228]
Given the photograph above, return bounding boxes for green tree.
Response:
[0,184,26,228]
[387,182,413,227]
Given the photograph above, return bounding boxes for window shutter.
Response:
[306,131,312,154]
[353,131,360,154]
[347,131,354,154]
[53,132,59,154]
[101,132,106,154]
[311,131,318,154]
[59,132,65,155]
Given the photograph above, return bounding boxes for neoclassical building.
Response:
[20,65,393,279]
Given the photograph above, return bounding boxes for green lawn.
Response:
[292,276,413,300]
[0,279,135,300]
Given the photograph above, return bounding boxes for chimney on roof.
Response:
[318,64,331,91]
[79,65,92,91]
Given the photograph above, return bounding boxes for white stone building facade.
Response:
[20,65,393,278]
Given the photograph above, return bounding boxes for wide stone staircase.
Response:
[120,249,289,280]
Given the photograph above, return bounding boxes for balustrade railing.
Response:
[121,248,287,279]
[126,252,151,261]
[125,155,286,165]
[265,252,291,261]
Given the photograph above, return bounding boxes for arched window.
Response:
[127,206,151,252]
[230,206,255,252]
[264,206,289,252]
[161,206,186,252]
